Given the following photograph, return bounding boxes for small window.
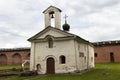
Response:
[84,56,86,63]
[60,55,66,64]
[95,53,98,57]
[48,38,53,48]
[79,52,84,57]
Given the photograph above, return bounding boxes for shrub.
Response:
[20,71,38,76]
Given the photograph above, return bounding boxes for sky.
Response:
[0,0,120,48]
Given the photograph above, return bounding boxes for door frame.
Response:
[46,57,55,74]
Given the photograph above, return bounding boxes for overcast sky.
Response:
[0,0,120,48]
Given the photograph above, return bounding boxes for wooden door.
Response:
[110,52,114,62]
[46,57,55,74]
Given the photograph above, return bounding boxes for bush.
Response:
[20,71,38,76]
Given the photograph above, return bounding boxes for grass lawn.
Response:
[0,63,120,80]
[0,65,29,70]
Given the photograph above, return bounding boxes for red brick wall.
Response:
[94,45,120,63]
[0,54,7,65]
[0,50,30,65]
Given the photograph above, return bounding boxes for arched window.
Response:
[60,55,66,64]
[95,53,98,57]
[36,64,41,72]
[48,38,53,48]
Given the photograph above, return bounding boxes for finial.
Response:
[62,14,70,32]
[64,14,68,24]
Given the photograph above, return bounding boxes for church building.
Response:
[28,6,94,74]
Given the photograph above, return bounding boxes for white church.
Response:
[28,6,94,74]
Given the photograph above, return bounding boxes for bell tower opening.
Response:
[49,11,55,27]
[43,6,62,29]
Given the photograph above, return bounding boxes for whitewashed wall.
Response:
[30,39,78,74]
[30,39,94,74]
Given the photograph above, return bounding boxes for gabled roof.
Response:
[28,26,74,41]
[43,5,62,13]
[28,26,92,46]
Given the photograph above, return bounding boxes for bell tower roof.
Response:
[43,5,62,13]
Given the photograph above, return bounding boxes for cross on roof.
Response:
[64,14,68,21]
[64,14,68,23]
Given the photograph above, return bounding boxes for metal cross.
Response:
[64,14,68,21]
[64,14,68,23]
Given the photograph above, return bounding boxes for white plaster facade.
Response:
[28,6,94,74]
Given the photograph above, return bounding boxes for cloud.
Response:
[0,0,120,48]
[68,0,120,42]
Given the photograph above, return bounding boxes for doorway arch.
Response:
[46,57,55,74]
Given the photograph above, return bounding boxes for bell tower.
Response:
[43,6,62,29]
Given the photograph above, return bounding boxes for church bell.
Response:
[50,14,54,18]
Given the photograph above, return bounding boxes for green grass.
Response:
[0,65,21,70]
[0,65,29,70]
[0,63,120,80]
